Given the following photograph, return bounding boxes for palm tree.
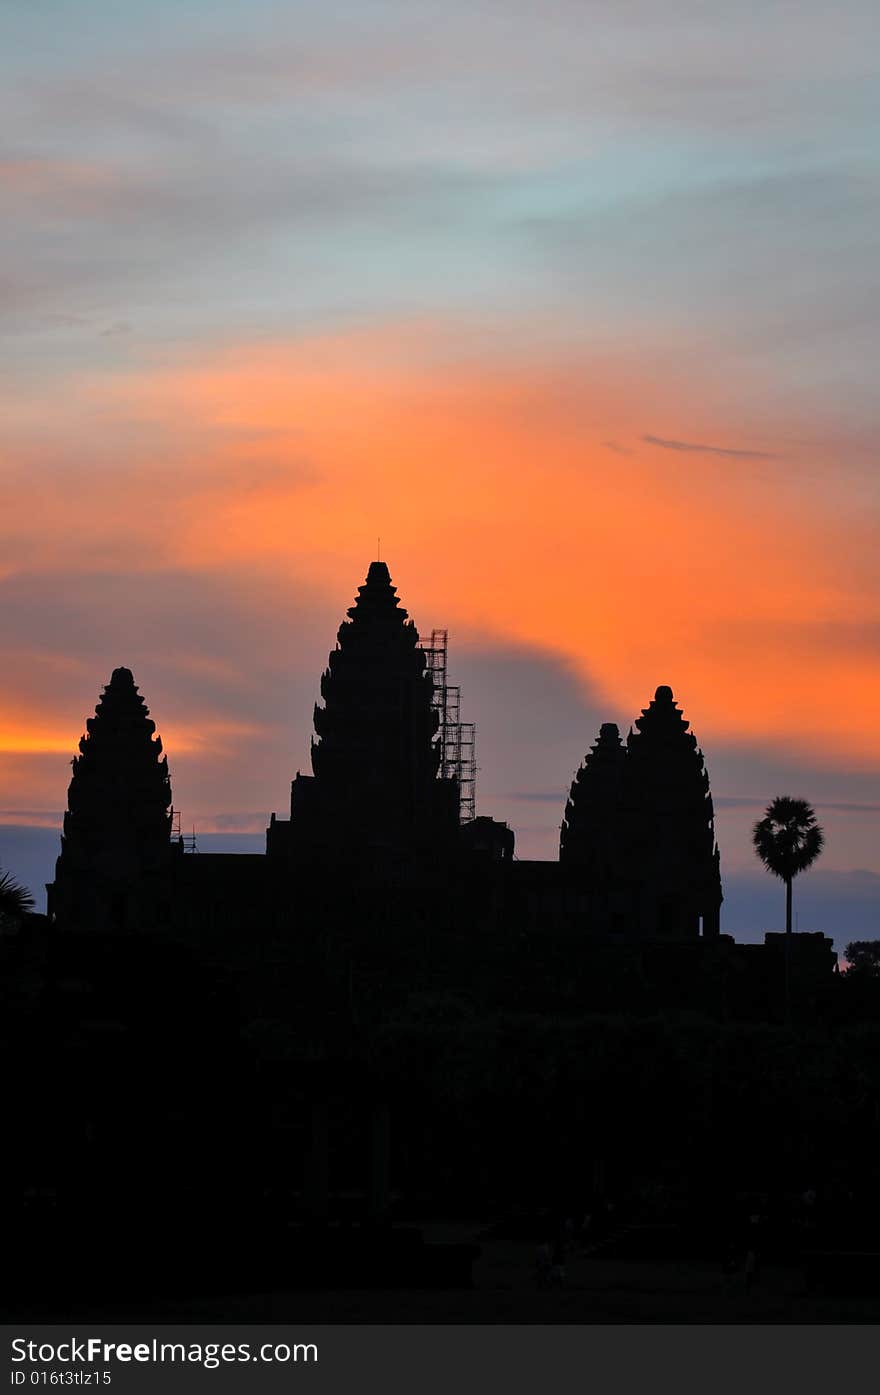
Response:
[0,867,35,930]
[753,796,824,1021]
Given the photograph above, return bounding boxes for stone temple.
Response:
[46,558,834,1023]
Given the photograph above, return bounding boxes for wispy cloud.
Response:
[643,434,779,460]
[0,0,877,896]
[717,795,880,815]
[0,809,61,829]
[509,791,566,803]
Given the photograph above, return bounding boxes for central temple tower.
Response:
[270,561,460,875]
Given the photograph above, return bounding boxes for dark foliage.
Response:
[753,796,824,883]
[0,868,35,925]
[844,941,880,977]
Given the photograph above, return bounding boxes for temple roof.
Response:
[308,561,441,838]
[339,558,413,641]
[627,683,717,852]
[60,666,172,871]
[560,721,627,867]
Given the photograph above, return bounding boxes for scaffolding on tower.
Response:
[418,628,476,823]
[171,808,199,853]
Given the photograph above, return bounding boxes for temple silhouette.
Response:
[48,558,731,949]
[6,560,871,1318]
[44,557,840,1040]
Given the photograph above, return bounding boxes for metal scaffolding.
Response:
[171,808,198,853]
[419,628,476,823]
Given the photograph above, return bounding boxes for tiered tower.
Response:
[283,561,458,872]
[559,722,627,883]
[48,668,173,930]
[625,685,722,937]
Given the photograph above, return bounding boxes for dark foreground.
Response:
[7,1226,880,1325]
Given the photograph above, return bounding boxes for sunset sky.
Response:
[2,0,878,944]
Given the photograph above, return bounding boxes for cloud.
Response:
[0,560,346,845]
[40,312,91,329]
[0,158,112,197]
[202,812,272,834]
[716,796,880,815]
[3,323,878,765]
[0,1,875,924]
[643,434,779,460]
[1,322,878,898]
[448,640,614,856]
[508,791,568,803]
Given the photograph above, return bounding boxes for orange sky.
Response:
[1,319,878,923]
[3,0,878,936]
[4,324,877,774]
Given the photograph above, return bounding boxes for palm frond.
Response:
[0,869,35,919]
[752,795,824,882]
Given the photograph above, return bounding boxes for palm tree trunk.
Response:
[784,876,793,1025]
[785,877,793,937]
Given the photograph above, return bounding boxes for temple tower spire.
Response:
[560,722,627,881]
[287,561,453,870]
[48,667,173,930]
[625,684,722,937]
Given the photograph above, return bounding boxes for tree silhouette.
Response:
[753,796,824,1021]
[0,867,35,929]
[843,941,880,978]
